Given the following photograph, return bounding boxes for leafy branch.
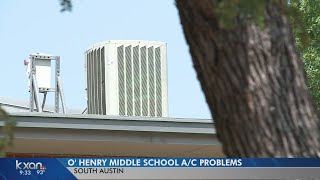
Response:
[0,107,16,157]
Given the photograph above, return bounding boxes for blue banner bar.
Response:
[1,158,320,179]
[58,158,320,167]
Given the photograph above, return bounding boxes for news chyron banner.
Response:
[0,158,320,179]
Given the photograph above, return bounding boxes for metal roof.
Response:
[2,112,222,157]
[9,112,214,135]
[0,96,82,114]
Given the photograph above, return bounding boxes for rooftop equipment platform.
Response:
[25,53,66,113]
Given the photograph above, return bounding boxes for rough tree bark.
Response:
[176,0,320,157]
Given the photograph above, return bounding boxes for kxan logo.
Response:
[16,160,47,170]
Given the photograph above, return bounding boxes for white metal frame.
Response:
[28,54,67,113]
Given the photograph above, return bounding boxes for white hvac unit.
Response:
[85,40,168,117]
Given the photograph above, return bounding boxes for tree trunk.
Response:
[176,0,320,157]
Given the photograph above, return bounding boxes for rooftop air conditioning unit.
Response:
[85,40,168,117]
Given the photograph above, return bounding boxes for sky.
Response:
[0,0,211,119]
